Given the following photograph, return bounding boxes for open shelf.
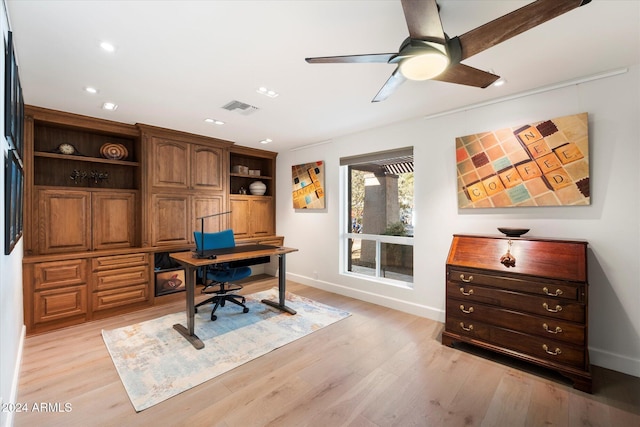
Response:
[35,151,140,166]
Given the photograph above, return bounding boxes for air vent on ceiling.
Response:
[222,100,259,116]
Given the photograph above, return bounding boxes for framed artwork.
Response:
[456,112,590,208]
[4,31,18,154]
[292,160,325,209]
[155,268,186,296]
[5,149,24,255]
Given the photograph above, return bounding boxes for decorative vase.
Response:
[249,181,266,196]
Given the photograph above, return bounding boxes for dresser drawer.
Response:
[448,268,582,301]
[92,253,148,271]
[447,281,585,322]
[446,316,586,369]
[446,297,585,345]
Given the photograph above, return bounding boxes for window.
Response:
[341,147,414,287]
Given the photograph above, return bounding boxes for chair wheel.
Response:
[243,307,249,313]
[211,314,217,321]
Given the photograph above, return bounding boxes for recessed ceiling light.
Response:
[259,138,272,144]
[204,118,225,125]
[100,41,115,52]
[84,87,98,94]
[102,102,118,111]
[257,87,279,98]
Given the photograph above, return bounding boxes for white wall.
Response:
[0,2,26,427]
[276,66,640,378]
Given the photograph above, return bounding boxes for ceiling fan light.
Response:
[400,52,449,81]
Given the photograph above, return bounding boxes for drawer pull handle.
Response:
[460,274,473,283]
[543,287,563,296]
[543,303,563,313]
[459,322,474,331]
[459,287,474,296]
[542,323,563,334]
[459,305,474,314]
[542,344,562,356]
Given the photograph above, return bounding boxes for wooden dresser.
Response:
[442,234,591,392]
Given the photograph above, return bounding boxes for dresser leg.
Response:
[563,372,593,394]
[441,332,455,347]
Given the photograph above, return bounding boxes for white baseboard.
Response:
[590,346,640,378]
[288,273,640,379]
[3,325,26,427]
[288,273,445,323]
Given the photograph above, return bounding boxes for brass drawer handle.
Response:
[543,323,563,334]
[459,305,474,314]
[459,322,473,331]
[542,344,562,356]
[460,274,473,283]
[543,287,563,296]
[459,287,474,296]
[543,302,563,313]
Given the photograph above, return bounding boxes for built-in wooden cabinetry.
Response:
[24,106,141,256]
[22,107,279,334]
[139,125,232,247]
[229,146,277,239]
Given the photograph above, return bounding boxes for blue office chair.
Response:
[193,229,251,320]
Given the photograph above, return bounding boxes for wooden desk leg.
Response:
[262,253,297,315]
[173,266,205,350]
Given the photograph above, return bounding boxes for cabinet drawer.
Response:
[448,268,582,301]
[258,237,284,246]
[447,281,585,322]
[34,259,88,290]
[93,265,149,291]
[92,284,149,311]
[446,316,586,369]
[446,297,585,345]
[92,253,148,271]
[34,285,87,323]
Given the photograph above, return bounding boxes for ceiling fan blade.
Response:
[372,68,407,102]
[305,53,396,64]
[430,64,499,88]
[457,0,591,60]
[401,0,445,42]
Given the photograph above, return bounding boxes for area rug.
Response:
[102,288,350,412]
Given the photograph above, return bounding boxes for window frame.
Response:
[339,147,414,288]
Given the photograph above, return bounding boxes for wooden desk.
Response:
[170,245,298,349]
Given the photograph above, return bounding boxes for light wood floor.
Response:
[14,279,640,426]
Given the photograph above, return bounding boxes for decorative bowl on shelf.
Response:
[56,143,78,155]
[249,181,267,195]
[100,143,128,160]
[498,227,530,237]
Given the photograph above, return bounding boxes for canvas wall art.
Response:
[292,161,325,209]
[456,112,589,208]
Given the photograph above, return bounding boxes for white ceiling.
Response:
[6,0,639,152]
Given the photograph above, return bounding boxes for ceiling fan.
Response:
[305,0,592,102]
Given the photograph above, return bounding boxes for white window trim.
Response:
[339,165,414,288]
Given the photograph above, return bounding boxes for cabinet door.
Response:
[92,191,137,250]
[250,198,275,236]
[192,144,225,191]
[192,194,226,242]
[229,197,251,238]
[151,138,189,189]
[151,193,190,246]
[38,189,91,253]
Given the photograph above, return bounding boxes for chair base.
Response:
[195,292,249,321]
